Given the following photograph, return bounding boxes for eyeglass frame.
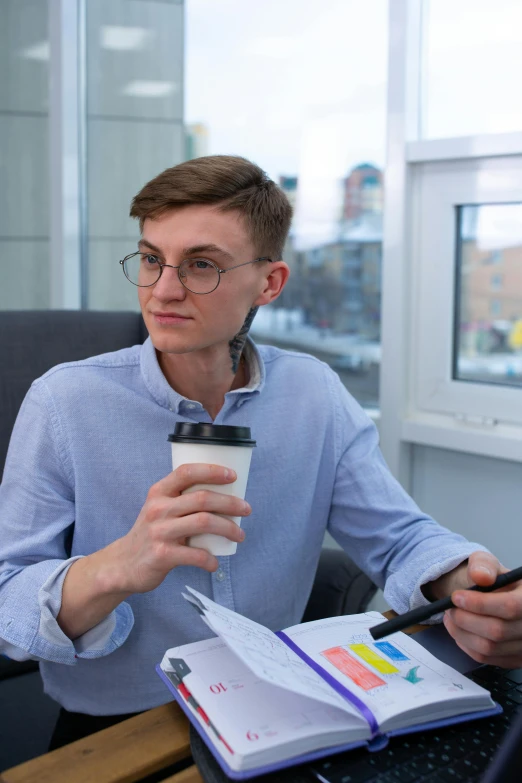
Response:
[119,251,273,294]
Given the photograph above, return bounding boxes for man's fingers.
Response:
[168,488,251,519]
[452,583,522,619]
[155,511,245,544]
[151,463,237,497]
[443,613,522,660]
[446,633,522,669]
[466,551,506,586]
[170,544,219,573]
[446,607,522,642]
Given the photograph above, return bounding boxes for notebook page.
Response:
[183,586,364,719]
[162,637,369,765]
[282,614,494,730]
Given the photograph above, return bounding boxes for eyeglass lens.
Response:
[123,254,220,293]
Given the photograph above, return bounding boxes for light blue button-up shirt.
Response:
[0,338,485,714]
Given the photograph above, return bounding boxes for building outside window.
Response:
[1,0,387,411]
[185,0,387,409]
[455,203,522,387]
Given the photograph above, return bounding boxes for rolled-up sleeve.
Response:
[0,381,134,664]
[326,377,488,618]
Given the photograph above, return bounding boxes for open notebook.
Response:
[157,587,500,780]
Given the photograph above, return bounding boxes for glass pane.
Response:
[422,0,522,139]
[86,0,183,121]
[86,0,184,308]
[186,0,387,409]
[0,241,50,310]
[454,204,522,387]
[0,0,50,309]
[88,240,141,312]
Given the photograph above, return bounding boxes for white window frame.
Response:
[413,156,522,426]
[379,0,522,483]
[49,0,86,309]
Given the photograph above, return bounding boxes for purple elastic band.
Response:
[276,631,379,737]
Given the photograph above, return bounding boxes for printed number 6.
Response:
[246,731,259,741]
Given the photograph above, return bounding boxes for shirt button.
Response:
[188,403,196,409]
[215,569,225,582]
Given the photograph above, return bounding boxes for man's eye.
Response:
[190,259,212,270]
[141,254,159,266]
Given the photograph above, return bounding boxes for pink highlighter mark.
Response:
[322,646,386,691]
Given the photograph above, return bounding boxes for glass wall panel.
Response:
[185,0,387,408]
[88,240,143,311]
[1,241,49,309]
[86,0,184,310]
[454,203,522,387]
[0,0,50,310]
[422,0,522,139]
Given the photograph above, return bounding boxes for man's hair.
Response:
[130,155,293,259]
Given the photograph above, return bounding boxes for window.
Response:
[454,204,522,388]
[185,0,388,409]
[0,0,185,312]
[0,0,50,309]
[413,156,522,428]
[384,0,522,470]
[422,0,522,139]
[86,0,184,310]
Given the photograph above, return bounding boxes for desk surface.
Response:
[0,611,421,783]
[0,702,190,783]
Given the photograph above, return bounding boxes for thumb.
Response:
[466,551,506,587]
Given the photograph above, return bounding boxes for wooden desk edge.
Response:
[1,701,191,783]
[1,613,430,783]
[160,766,204,783]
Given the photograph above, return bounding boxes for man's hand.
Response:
[432,552,522,668]
[114,463,251,593]
[58,463,250,639]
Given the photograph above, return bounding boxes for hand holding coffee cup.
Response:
[169,423,256,556]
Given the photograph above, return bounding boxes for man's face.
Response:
[137,204,271,356]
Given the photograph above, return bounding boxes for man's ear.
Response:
[253,262,290,307]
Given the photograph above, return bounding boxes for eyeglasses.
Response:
[119,252,272,295]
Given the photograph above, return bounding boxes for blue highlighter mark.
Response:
[374,641,409,662]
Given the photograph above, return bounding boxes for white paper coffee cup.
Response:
[169,422,256,556]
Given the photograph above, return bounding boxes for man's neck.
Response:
[158,346,249,420]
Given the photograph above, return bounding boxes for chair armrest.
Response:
[0,657,39,682]
[301,548,377,623]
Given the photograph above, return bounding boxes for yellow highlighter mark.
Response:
[349,644,399,674]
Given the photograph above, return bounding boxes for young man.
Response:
[0,156,521,748]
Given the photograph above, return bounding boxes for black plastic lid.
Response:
[168,422,256,447]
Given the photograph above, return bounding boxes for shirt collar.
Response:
[140,335,265,413]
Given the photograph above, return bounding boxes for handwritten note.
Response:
[184,587,359,715]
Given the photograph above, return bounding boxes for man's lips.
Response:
[151,312,193,323]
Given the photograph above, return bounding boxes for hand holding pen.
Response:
[371,553,522,669]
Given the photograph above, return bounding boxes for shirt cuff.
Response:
[409,547,489,624]
[39,557,135,662]
[1,557,134,664]
[0,643,39,662]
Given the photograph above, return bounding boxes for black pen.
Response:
[370,565,522,641]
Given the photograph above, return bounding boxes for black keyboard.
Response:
[310,666,522,783]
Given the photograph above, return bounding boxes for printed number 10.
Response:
[209,683,227,694]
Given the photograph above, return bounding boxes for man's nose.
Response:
[153,264,186,300]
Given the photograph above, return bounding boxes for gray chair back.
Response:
[0,310,147,480]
